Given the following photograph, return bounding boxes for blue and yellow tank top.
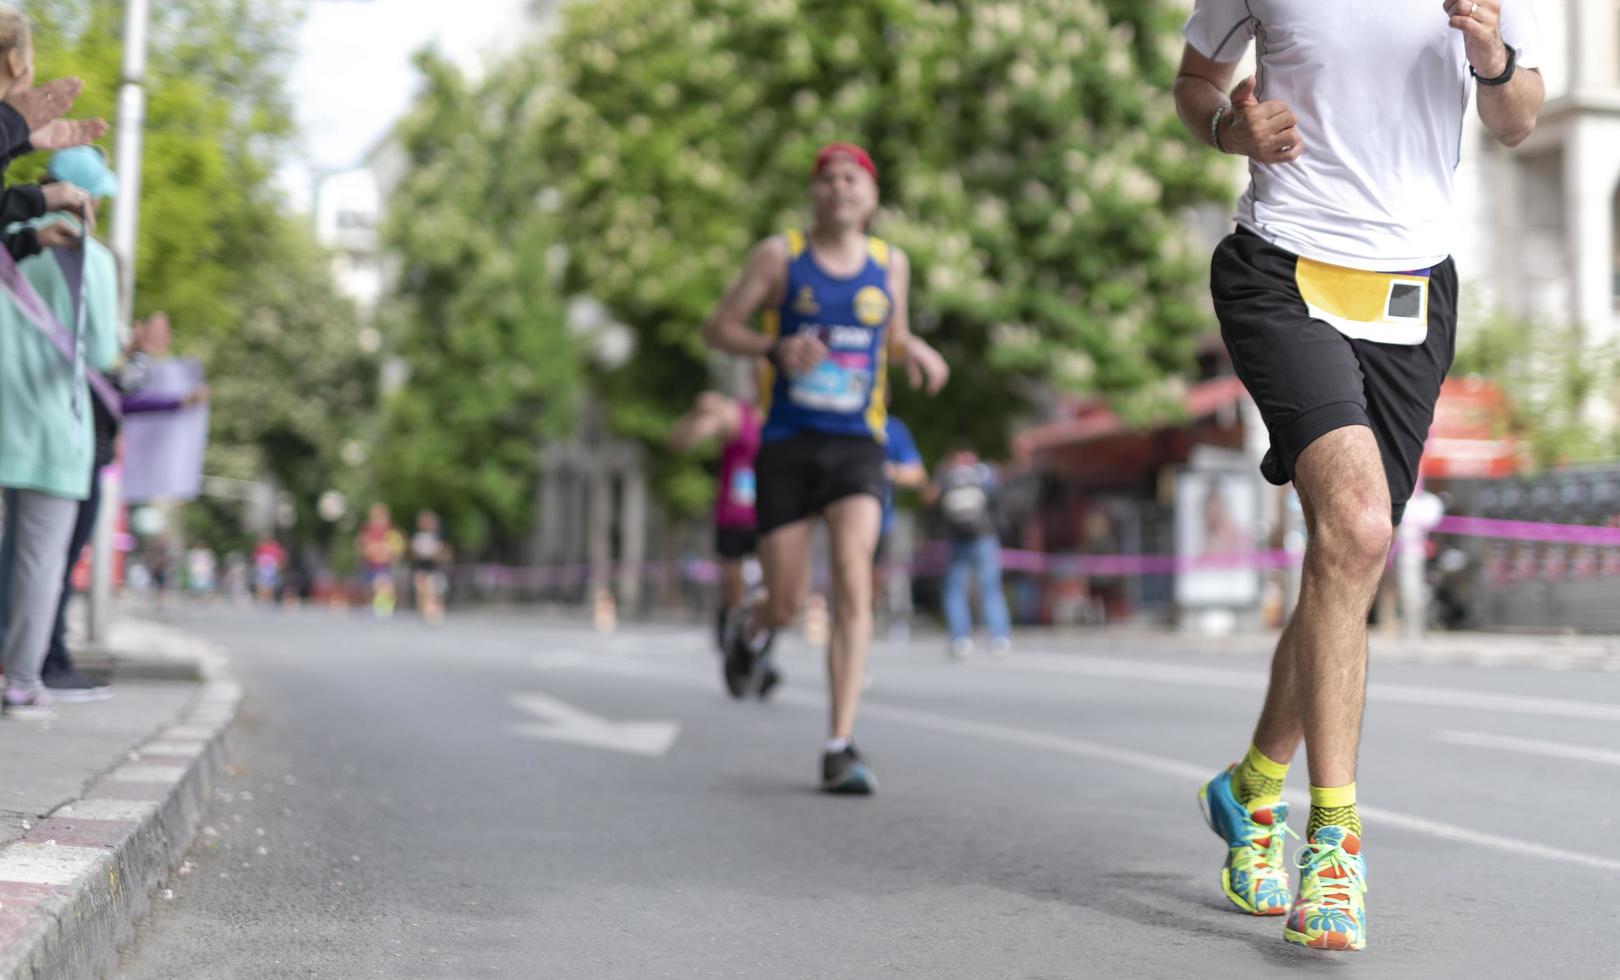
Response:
[759,229,893,444]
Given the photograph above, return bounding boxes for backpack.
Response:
[939,463,993,534]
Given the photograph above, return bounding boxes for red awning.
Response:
[1421,376,1522,479]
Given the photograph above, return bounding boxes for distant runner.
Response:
[702,143,948,794]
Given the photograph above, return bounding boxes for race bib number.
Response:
[1295,258,1430,346]
[728,467,757,507]
[789,354,872,413]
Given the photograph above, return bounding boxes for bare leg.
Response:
[1248,484,1316,765]
[1286,426,1393,789]
[718,558,746,611]
[753,520,813,636]
[823,495,881,740]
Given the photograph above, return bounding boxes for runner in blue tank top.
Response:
[702,143,949,794]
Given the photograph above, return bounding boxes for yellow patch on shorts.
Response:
[1295,258,1429,346]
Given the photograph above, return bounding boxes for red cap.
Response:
[812,142,877,182]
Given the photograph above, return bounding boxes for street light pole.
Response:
[88,0,150,645]
[111,0,148,332]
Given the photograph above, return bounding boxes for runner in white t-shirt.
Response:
[1173,0,1544,953]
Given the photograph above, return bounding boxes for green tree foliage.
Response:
[185,220,377,553]
[29,0,297,337]
[536,0,1228,503]
[374,51,582,558]
[1453,316,1620,469]
[27,1,376,553]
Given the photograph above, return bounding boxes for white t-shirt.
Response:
[1184,0,1541,271]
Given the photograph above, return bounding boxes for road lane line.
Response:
[566,655,1620,874]
[983,653,1620,722]
[1436,730,1620,767]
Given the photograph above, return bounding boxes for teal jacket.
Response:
[0,215,120,500]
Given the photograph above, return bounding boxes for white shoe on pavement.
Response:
[3,686,55,719]
[989,637,1013,660]
[949,637,974,660]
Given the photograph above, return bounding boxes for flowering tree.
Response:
[538,0,1229,472]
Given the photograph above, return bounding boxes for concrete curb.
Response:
[0,624,238,980]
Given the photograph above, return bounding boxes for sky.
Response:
[279,0,532,211]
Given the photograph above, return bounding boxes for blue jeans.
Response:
[943,534,1010,642]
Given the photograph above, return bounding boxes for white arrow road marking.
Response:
[507,691,680,757]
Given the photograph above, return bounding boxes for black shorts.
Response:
[754,431,886,535]
[1212,229,1457,525]
[714,526,757,560]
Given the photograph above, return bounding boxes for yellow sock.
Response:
[1307,783,1361,839]
[1232,743,1288,808]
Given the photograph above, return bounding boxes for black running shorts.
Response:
[714,526,758,560]
[1211,228,1457,525]
[754,431,886,535]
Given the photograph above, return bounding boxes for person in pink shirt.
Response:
[668,392,765,660]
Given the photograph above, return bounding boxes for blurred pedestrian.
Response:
[0,138,119,716]
[0,5,109,262]
[0,158,205,703]
[357,503,404,618]
[668,390,761,653]
[221,550,248,603]
[876,414,926,637]
[186,544,216,597]
[409,510,449,625]
[1176,0,1545,948]
[927,444,1011,660]
[252,534,285,605]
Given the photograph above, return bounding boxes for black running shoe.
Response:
[722,609,764,700]
[820,745,876,795]
[757,657,782,701]
[42,669,111,703]
[722,590,777,699]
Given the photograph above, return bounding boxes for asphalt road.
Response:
[115,605,1620,979]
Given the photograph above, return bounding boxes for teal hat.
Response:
[46,146,118,199]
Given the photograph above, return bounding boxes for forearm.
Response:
[885,323,915,358]
[1174,75,1230,151]
[0,103,29,168]
[0,185,45,226]
[4,226,38,261]
[668,416,716,450]
[1477,68,1541,147]
[702,316,775,357]
[888,464,928,490]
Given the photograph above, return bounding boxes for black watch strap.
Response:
[1471,44,1517,86]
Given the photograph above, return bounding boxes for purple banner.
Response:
[121,359,208,503]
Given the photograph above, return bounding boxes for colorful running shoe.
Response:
[1284,826,1367,951]
[1198,766,1294,915]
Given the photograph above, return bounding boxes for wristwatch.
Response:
[1471,43,1517,86]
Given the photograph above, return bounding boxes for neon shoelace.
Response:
[1294,842,1367,912]
[1234,816,1297,876]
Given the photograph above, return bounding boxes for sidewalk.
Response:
[0,618,239,980]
